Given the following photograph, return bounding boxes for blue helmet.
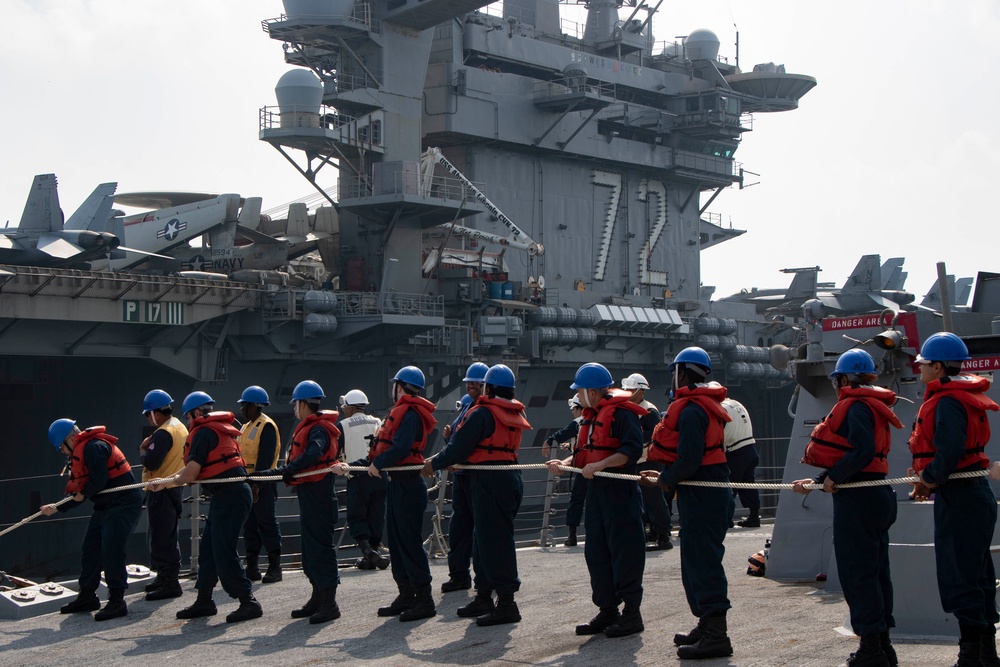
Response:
[48,418,76,450]
[456,393,473,410]
[291,380,325,402]
[830,349,876,378]
[182,391,215,417]
[142,389,173,414]
[917,332,971,364]
[571,363,614,390]
[669,347,712,374]
[463,362,489,383]
[484,364,516,388]
[239,385,270,405]
[393,366,425,389]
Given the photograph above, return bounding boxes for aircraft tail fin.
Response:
[65,182,118,231]
[237,197,263,230]
[784,268,818,300]
[841,255,880,293]
[956,278,974,306]
[921,276,954,308]
[880,257,906,290]
[18,174,62,232]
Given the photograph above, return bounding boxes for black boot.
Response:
[843,634,889,667]
[564,527,578,547]
[880,631,898,667]
[291,585,322,618]
[177,588,217,619]
[377,585,415,617]
[245,551,262,582]
[646,535,673,551]
[954,624,984,667]
[146,577,183,601]
[737,515,761,528]
[576,607,621,635]
[261,551,282,584]
[676,613,734,659]
[309,587,341,624]
[476,593,520,626]
[441,576,472,592]
[359,538,390,571]
[674,618,705,646]
[399,584,436,622]
[226,594,263,623]
[982,626,1000,667]
[457,590,495,618]
[355,556,376,570]
[60,590,101,614]
[604,605,643,637]
[94,588,127,622]
[144,573,164,593]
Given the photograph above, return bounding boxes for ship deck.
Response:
[0,526,961,666]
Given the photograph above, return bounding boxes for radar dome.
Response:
[275,69,323,113]
[685,28,720,61]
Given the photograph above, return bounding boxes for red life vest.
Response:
[65,426,132,494]
[184,411,246,480]
[909,374,998,472]
[802,385,902,473]
[648,383,730,466]
[287,410,342,485]
[369,394,438,465]
[574,391,650,467]
[464,396,532,464]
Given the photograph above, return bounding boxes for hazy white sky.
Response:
[1,1,997,301]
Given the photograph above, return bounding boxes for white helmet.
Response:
[621,373,650,390]
[568,396,582,409]
[340,389,369,407]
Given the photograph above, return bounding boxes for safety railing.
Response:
[259,105,353,132]
[339,170,483,204]
[261,1,381,35]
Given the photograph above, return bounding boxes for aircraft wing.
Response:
[36,233,83,259]
[0,235,19,250]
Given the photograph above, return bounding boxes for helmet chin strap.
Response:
[580,390,593,409]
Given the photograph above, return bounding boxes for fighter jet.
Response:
[0,174,160,268]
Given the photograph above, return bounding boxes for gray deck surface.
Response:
[0,526,961,666]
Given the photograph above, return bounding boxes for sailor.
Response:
[334,388,389,571]
[424,364,531,626]
[149,391,262,623]
[722,397,761,528]
[40,419,143,621]
[439,361,488,593]
[624,373,672,551]
[369,366,438,621]
[792,349,902,667]
[908,332,1000,666]
[542,395,586,547]
[139,389,187,601]
[641,346,733,659]
[546,362,647,638]
[237,385,283,585]
[257,380,342,624]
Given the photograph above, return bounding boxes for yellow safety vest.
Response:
[142,417,188,485]
[238,413,281,473]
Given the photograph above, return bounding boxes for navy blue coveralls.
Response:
[584,406,645,612]
[660,402,731,619]
[188,428,253,599]
[726,443,761,524]
[340,419,386,547]
[275,423,340,589]
[140,429,182,580]
[244,421,282,558]
[373,410,432,589]
[921,396,999,629]
[444,398,476,585]
[547,419,588,530]
[637,408,672,538]
[815,402,896,637]
[59,439,142,593]
[433,407,524,596]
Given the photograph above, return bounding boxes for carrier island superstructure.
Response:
[0,0,814,578]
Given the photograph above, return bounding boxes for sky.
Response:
[1,1,998,301]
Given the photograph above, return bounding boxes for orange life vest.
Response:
[574,391,650,467]
[184,411,246,480]
[648,383,730,465]
[369,394,438,465]
[464,396,532,464]
[287,410,342,485]
[65,426,132,494]
[802,385,902,473]
[909,374,998,472]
